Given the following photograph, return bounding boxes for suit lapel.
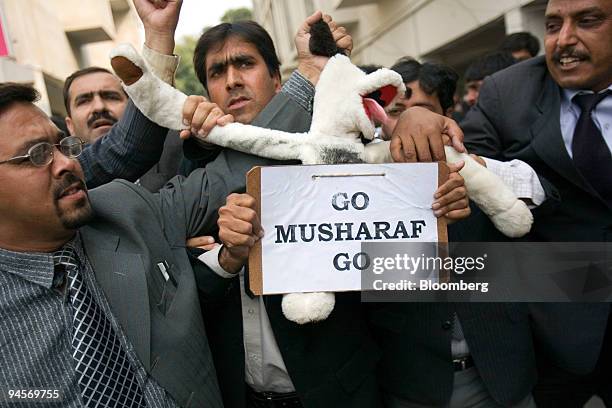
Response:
[529,74,600,197]
[81,227,152,370]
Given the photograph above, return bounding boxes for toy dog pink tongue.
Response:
[363,98,388,124]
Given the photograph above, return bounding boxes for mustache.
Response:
[227,91,252,102]
[87,110,118,128]
[552,47,590,62]
[53,173,87,201]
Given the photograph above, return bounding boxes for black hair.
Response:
[193,21,280,91]
[63,67,115,115]
[464,51,517,82]
[358,65,383,74]
[0,82,40,115]
[500,32,540,58]
[309,19,348,57]
[51,115,69,135]
[390,58,459,112]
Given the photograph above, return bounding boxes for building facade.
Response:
[252,0,546,79]
[0,0,141,116]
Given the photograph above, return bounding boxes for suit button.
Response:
[442,320,452,330]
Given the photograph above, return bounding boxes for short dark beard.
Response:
[57,198,93,229]
[53,173,93,230]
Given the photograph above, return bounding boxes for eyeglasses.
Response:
[0,136,85,167]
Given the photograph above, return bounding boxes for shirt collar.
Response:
[0,234,81,289]
[563,84,612,104]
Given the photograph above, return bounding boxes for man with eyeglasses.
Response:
[0,134,84,167]
[0,83,238,407]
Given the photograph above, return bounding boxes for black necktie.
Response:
[53,246,146,408]
[571,90,612,205]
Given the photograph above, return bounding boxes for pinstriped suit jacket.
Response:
[461,56,611,375]
[370,211,536,407]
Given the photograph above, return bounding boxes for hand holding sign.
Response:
[218,193,264,274]
[433,161,470,222]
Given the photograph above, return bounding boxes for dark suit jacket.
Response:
[202,271,382,408]
[194,91,383,408]
[81,167,254,407]
[138,130,184,192]
[370,209,536,407]
[460,56,611,375]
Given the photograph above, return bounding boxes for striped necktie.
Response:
[54,245,146,408]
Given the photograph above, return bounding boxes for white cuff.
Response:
[197,245,236,279]
[142,44,180,86]
[482,158,546,208]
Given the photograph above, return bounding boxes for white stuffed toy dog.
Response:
[109,29,532,325]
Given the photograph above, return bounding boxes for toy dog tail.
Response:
[309,19,348,57]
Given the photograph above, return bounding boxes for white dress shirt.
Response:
[199,246,296,393]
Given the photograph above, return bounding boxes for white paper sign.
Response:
[259,163,440,294]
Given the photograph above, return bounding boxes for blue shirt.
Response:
[560,85,612,158]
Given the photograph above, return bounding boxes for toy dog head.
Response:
[308,55,404,141]
[308,19,405,141]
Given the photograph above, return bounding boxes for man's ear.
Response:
[445,106,454,118]
[273,73,281,93]
[65,116,76,136]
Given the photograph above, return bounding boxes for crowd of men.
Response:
[0,0,610,407]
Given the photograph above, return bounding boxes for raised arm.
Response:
[80,0,183,188]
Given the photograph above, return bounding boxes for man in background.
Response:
[63,66,184,192]
[500,32,541,61]
[386,58,459,121]
[463,51,517,109]
[63,67,128,144]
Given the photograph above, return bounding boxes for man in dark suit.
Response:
[137,130,184,192]
[390,1,611,404]
[455,0,612,405]
[134,1,390,407]
[370,58,537,408]
[140,1,472,406]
